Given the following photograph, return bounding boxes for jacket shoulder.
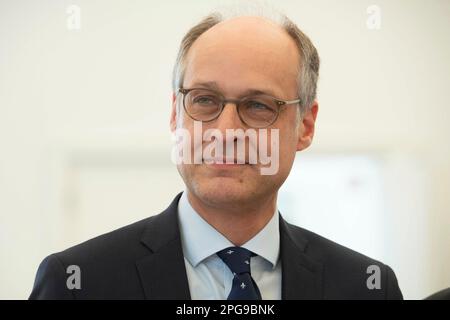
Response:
[29,215,158,299]
[285,222,403,299]
[56,215,156,263]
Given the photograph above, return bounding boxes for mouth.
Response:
[202,157,249,167]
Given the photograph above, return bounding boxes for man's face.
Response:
[171,17,318,208]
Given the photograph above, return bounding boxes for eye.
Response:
[193,96,216,105]
[247,101,271,111]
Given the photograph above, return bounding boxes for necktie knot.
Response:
[216,246,254,275]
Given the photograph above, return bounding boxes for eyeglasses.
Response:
[178,87,301,128]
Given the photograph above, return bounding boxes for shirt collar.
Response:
[177,191,280,269]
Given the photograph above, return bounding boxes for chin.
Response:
[192,178,254,206]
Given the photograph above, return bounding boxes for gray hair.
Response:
[172,3,320,114]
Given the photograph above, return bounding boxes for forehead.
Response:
[183,16,300,98]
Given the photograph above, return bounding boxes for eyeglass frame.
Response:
[177,87,301,128]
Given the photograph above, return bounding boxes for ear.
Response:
[170,92,178,133]
[296,101,319,151]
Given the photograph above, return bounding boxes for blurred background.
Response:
[0,0,449,299]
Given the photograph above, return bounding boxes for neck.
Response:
[186,190,277,246]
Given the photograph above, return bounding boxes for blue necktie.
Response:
[216,246,262,300]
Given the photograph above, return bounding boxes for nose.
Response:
[213,101,245,132]
[205,101,245,152]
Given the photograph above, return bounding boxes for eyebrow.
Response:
[189,81,279,98]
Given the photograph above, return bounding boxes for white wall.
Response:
[0,0,449,299]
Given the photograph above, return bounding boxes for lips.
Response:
[202,157,248,165]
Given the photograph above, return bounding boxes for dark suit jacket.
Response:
[29,192,403,299]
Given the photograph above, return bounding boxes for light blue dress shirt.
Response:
[177,191,282,300]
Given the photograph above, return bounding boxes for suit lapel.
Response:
[136,193,191,299]
[280,215,324,299]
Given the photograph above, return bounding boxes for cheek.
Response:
[277,127,298,164]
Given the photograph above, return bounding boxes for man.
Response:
[30,8,403,300]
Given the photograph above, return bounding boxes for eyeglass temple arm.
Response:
[278,98,301,106]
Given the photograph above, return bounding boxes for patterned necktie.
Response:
[216,246,262,300]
